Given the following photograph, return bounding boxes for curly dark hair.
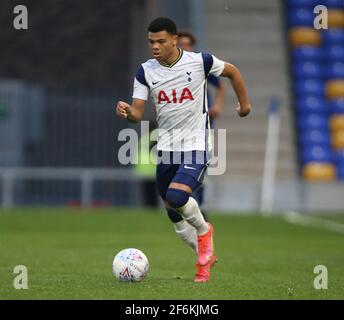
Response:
[147,17,178,35]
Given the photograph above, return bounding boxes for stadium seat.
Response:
[287,0,343,9]
[288,9,315,27]
[285,3,343,181]
[334,149,344,163]
[295,96,328,114]
[337,164,344,180]
[292,46,323,62]
[301,145,333,163]
[322,29,344,45]
[328,9,344,28]
[289,28,321,47]
[303,163,336,181]
[334,149,344,179]
[323,62,344,80]
[287,0,315,8]
[298,113,328,130]
[332,130,344,149]
[293,62,323,79]
[299,129,331,147]
[321,0,344,9]
[295,79,325,96]
[326,80,344,99]
[328,99,344,113]
[323,45,344,62]
[330,114,344,131]
[335,150,344,179]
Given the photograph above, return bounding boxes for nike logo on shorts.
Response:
[184,165,196,170]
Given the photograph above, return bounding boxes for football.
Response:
[112,248,149,282]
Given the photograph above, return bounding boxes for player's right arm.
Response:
[116,98,146,123]
[116,65,149,122]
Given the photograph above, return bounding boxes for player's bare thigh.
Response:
[164,182,192,209]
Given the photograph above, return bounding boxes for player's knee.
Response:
[166,188,190,209]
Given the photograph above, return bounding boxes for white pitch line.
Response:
[283,211,344,235]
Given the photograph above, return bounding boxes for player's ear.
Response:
[172,34,178,46]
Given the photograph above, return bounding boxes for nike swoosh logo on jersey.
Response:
[152,81,160,85]
[184,165,196,170]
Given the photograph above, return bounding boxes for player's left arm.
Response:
[220,63,251,117]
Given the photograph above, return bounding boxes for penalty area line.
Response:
[283,211,344,235]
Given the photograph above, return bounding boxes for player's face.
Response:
[148,31,178,61]
[178,36,193,52]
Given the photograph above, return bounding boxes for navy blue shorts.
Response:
[156,151,210,200]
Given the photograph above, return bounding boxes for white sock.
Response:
[174,220,198,254]
[176,197,209,236]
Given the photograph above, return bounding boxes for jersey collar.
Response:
[159,48,183,68]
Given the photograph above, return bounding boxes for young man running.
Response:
[116,17,251,282]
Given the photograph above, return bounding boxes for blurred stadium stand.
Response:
[0,79,141,207]
[0,0,143,206]
[0,0,131,91]
[286,0,344,181]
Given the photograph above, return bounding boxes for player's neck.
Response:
[161,47,181,66]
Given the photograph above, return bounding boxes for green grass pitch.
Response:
[0,208,343,300]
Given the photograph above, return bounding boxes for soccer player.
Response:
[116,17,251,282]
[177,30,225,221]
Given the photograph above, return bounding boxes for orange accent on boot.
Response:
[197,223,214,266]
[194,263,210,283]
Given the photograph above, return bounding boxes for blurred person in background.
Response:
[134,120,159,207]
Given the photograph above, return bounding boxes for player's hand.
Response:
[208,104,222,119]
[116,101,131,119]
[236,102,251,117]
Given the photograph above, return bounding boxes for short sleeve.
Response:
[132,78,149,101]
[209,55,225,77]
[201,53,225,78]
[132,65,149,101]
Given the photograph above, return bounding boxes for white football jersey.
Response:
[132,49,225,152]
